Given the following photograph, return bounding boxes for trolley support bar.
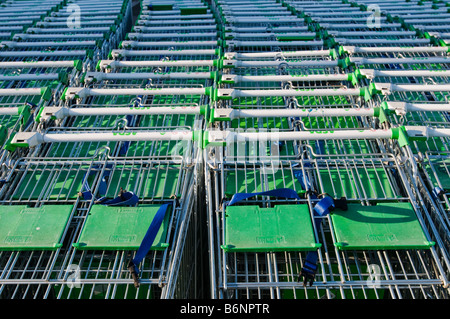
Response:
[62,87,211,100]
[36,106,206,121]
[6,130,198,150]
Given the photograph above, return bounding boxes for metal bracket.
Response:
[216,89,235,100]
[220,74,237,84]
[374,83,392,95]
[9,132,43,148]
[62,87,88,100]
[83,72,104,84]
[213,109,234,121]
[385,101,407,116]
[37,107,69,122]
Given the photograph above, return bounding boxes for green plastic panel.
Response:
[424,160,450,191]
[12,169,88,200]
[0,205,73,251]
[319,167,398,200]
[225,169,303,197]
[73,204,170,250]
[222,205,321,252]
[331,202,435,250]
[106,167,181,199]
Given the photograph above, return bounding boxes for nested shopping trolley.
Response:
[286,0,441,49]
[215,0,325,53]
[0,52,84,164]
[346,48,450,278]
[355,0,450,45]
[203,0,450,300]
[0,0,57,41]
[204,121,450,299]
[0,78,210,299]
[0,0,132,63]
[0,0,209,299]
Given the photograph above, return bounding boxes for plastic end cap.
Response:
[40,87,52,101]
[391,126,410,147]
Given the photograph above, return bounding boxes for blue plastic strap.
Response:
[299,250,318,286]
[432,186,444,199]
[313,196,334,217]
[79,167,138,207]
[97,191,139,206]
[228,188,301,206]
[80,169,111,201]
[315,140,325,155]
[300,196,335,286]
[293,169,311,191]
[129,203,170,276]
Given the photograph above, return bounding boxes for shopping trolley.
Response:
[0,78,209,299]
[202,0,450,300]
[0,0,132,62]
[0,0,213,299]
[203,122,450,299]
[286,0,438,48]
[215,0,325,53]
[347,50,450,277]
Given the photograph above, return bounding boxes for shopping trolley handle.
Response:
[224,52,237,60]
[96,60,117,71]
[12,34,29,41]
[25,28,40,34]
[372,83,392,95]
[36,107,69,122]
[6,132,43,151]
[61,87,88,101]
[119,41,135,49]
[341,46,356,55]
[0,41,16,49]
[83,72,104,84]
[109,49,125,59]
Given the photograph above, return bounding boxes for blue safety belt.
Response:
[432,186,444,199]
[228,188,302,206]
[127,203,170,287]
[315,140,325,155]
[79,166,139,206]
[79,169,110,201]
[298,195,347,286]
[292,163,312,191]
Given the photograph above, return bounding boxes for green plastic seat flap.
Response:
[0,205,73,251]
[222,204,321,252]
[330,202,435,250]
[73,204,170,251]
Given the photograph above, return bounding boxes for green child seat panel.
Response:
[12,168,90,201]
[319,167,398,200]
[224,169,304,198]
[222,204,321,252]
[73,204,170,251]
[106,167,181,199]
[330,202,435,250]
[0,205,73,251]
